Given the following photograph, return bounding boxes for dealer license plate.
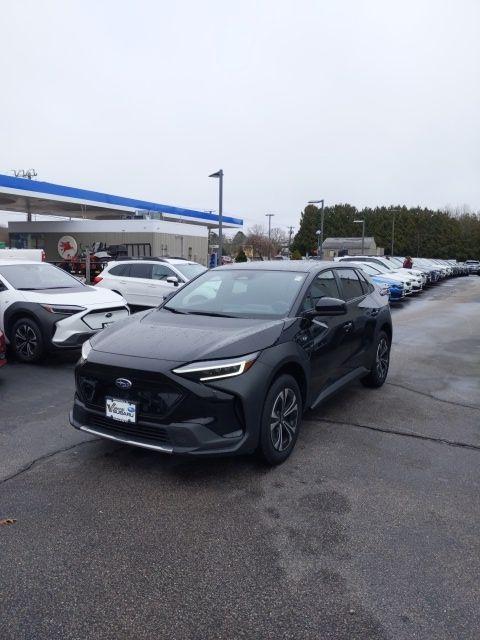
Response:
[105,397,136,423]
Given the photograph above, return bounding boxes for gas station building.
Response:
[0,174,242,265]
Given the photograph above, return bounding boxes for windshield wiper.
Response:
[164,306,189,314]
[184,310,236,318]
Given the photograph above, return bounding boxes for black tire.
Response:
[258,374,302,465]
[11,317,45,363]
[361,330,390,388]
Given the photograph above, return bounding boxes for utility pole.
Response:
[265,213,275,259]
[287,226,294,254]
[209,170,223,265]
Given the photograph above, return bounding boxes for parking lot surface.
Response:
[1,278,480,640]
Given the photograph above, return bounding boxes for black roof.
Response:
[215,259,335,272]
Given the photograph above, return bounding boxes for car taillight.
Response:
[93,276,103,284]
[41,250,46,262]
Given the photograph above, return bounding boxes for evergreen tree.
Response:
[235,249,248,262]
[291,205,319,255]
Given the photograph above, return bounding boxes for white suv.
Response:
[94,258,206,307]
[0,260,129,362]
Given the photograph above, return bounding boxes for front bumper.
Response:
[52,305,129,348]
[70,353,272,456]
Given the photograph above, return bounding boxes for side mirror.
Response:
[166,276,179,287]
[313,297,347,316]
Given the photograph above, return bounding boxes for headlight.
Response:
[81,340,92,361]
[41,304,86,315]
[172,352,259,382]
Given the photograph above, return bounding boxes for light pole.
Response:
[209,169,223,264]
[265,213,275,259]
[308,199,325,258]
[354,219,365,255]
[390,209,401,257]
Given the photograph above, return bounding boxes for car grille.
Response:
[78,366,185,422]
[87,413,171,445]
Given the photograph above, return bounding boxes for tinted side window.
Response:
[109,264,130,276]
[337,268,365,301]
[129,263,152,279]
[151,264,176,281]
[302,270,341,311]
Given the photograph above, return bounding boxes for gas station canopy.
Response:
[0,173,242,229]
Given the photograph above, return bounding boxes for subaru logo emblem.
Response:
[105,312,113,318]
[115,378,132,390]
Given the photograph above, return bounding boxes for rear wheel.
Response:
[258,374,302,465]
[361,331,390,388]
[11,317,45,363]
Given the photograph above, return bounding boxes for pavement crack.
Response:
[385,381,480,411]
[315,418,480,452]
[0,439,99,485]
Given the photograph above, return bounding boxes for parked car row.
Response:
[0,252,474,468]
[334,255,472,303]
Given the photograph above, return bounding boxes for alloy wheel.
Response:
[14,324,38,358]
[270,387,299,452]
[376,337,389,381]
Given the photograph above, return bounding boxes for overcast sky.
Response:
[1,0,479,232]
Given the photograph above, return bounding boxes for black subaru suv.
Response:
[71,261,392,465]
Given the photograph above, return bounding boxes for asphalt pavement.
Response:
[1,277,480,640]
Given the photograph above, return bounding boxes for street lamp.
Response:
[315,230,322,256]
[209,169,223,264]
[308,199,325,258]
[265,213,275,259]
[354,219,365,255]
[389,209,401,257]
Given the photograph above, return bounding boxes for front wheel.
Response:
[11,317,45,363]
[258,374,302,465]
[361,331,390,388]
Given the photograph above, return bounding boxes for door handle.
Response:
[343,321,354,333]
[119,280,127,284]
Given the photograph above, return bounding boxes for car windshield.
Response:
[358,263,381,276]
[164,268,307,318]
[388,257,403,267]
[0,263,85,290]
[173,263,207,280]
[364,262,391,275]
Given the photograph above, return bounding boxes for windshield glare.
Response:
[174,263,207,280]
[164,269,307,318]
[0,263,85,290]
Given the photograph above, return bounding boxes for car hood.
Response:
[18,286,126,307]
[90,308,285,361]
[372,276,402,286]
[380,273,409,284]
